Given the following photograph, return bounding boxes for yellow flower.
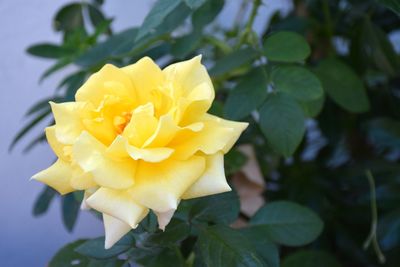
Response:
[32,56,248,248]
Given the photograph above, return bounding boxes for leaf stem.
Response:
[363,170,386,264]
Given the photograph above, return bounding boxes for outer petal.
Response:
[50,102,90,144]
[45,126,68,161]
[103,214,132,249]
[128,156,206,212]
[155,209,176,231]
[75,64,136,106]
[31,159,74,195]
[73,132,136,189]
[182,152,231,199]
[121,57,164,105]
[87,187,149,228]
[70,167,96,190]
[170,114,248,160]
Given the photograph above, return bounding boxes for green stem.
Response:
[237,0,262,47]
[363,170,386,264]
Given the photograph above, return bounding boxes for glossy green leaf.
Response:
[250,201,323,246]
[209,47,258,76]
[299,94,325,118]
[224,67,268,120]
[197,225,266,267]
[54,3,84,32]
[189,191,240,224]
[75,235,134,259]
[137,247,186,267]
[33,186,56,216]
[272,66,323,101]
[135,0,183,41]
[142,219,190,247]
[259,93,306,157]
[192,0,224,29]
[264,31,311,62]
[171,32,202,59]
[314,58,370,113]
[49,240,89,267]
[76,28,137,67]
[184,0,208,9]
[27,43,73,59]
[240,227,280,267]
[62,193,80,232]
[282,250,341,267]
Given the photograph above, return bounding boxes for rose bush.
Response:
[32,56,247,248]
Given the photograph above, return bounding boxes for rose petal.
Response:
[103,214,132,249]
[31,159,74,195]
[182,152,231,199]
[87,187,149,228]
[128,156,205,212]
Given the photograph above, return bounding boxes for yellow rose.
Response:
[32,56,248,248]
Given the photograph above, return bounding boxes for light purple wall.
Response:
[0,1,286,266]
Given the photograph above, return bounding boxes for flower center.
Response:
[113,111,132,134]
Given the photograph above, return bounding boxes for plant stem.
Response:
[363,170,386,264]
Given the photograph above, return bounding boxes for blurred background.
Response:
[0,1,289,266]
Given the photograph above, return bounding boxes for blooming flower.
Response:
[32,56,248,248]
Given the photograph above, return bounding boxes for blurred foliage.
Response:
[14,0,400,266]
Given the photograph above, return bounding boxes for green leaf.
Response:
[259,93,305,157]
[189,191,240,224]
[62,193,80,232]
[33,186,57,216]
[27,43,73,59]
[377,0,400,16]
[87,4,108,28]
[184,0,208,9]
[197,225,266,267]
[49,240,89,267]
[272,66,323,101]
[192,0,225,29]
[9,108,51,151]
[314,58,370,113]
[250,201,324,246]
[75,235,134,259]
[240,227,280,267]
[135,0,184,41]
[209,47,258,76]
[282,250,342,267]
[54,3,84,32]
[40,57,72,82]
[224,148,248,176]
[87,259,126,267]
[141,219,190,247]
[58,71,87,100]
[76,28,137,67]
[264,31,311,62]
[137,247,186,267]
[171,31,202,59]
[224,67,268,120]
[299,94,325,118]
